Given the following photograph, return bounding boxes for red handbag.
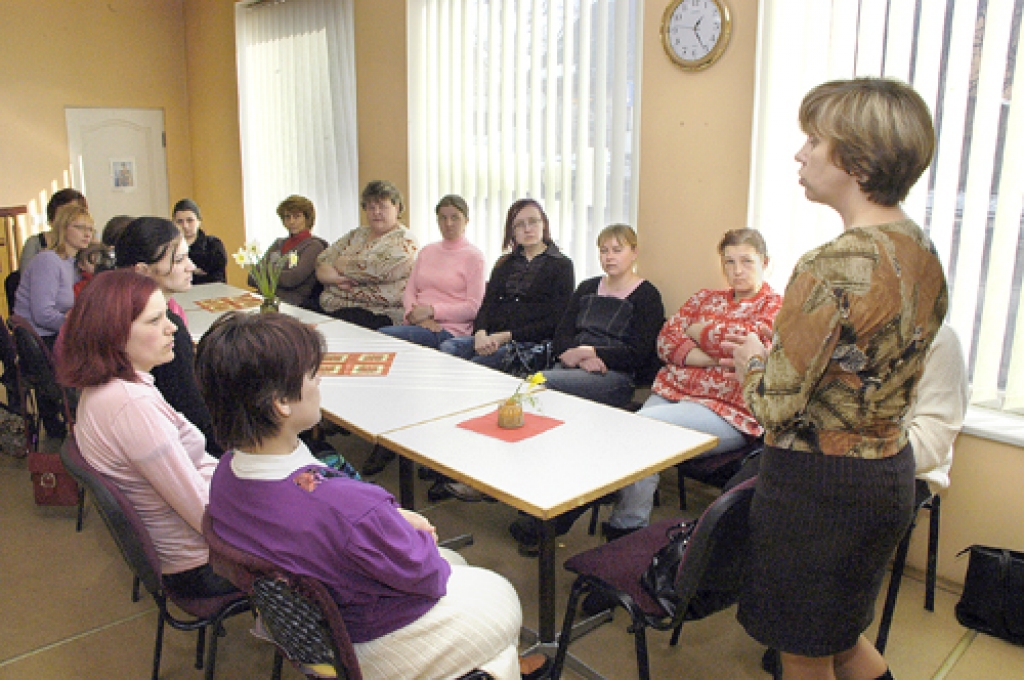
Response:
[27,451,80,506]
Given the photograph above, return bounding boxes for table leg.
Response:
[398,455,415,510]
[538,517,557,642]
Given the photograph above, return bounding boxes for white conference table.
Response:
[379,389,717,660]
[172,283,718,673]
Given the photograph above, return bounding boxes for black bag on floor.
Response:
[954,545,1024,645]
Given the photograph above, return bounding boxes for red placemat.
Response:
[457,410,564,442]
[318,352,396,377]
[194,293,263,311]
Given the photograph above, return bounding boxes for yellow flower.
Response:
[526,372,546,386]
[508,371,545,409]
[287,251,299,268]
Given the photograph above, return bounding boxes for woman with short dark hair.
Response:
[197,312,524,680]
[173,198,226,284]
[727,77,947,680]
[245,195,325,306]
[315,180,418,329]
[58,270,234,598]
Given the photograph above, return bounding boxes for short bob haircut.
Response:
[276,195,316,229]
[49,204,94,258]
[58,270,160,389]
[435,194,469,220]
[46,188,87,224]
[115,217,182,271]
[718,228,768,257]
[799,77,935,206]
[501,198,553,251]
[172,198,202,220]
[597,224,637,249]
[360,180,405,216]
[196,312,325,450]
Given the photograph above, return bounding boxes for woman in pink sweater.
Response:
[58,270,234,598]
[379,195,485,349]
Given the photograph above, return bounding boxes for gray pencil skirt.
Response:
[737,444,916,657]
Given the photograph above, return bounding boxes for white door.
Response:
[65,108,170,235]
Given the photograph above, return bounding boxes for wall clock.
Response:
[661,0,732,72]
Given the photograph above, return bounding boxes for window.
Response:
[235,0,360,249]
[407,0,642,278]
[750,0,1024,415]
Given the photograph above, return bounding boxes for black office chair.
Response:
[550,478,757,680]
[61,436,250,680]
[675,436,762,509]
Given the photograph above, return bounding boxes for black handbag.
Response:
[639,519,697,614]
[500,340,554,378]
[954,545,1024,645]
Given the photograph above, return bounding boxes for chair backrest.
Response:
[673,477,757,621]
[0,315,23,416]
[203,513,362,680]
[60,435,165,598]
[9,315,75,431]
[4,270,20,317]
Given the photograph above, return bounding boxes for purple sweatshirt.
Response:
[208,451,450,642]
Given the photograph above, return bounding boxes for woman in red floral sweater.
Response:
[605,228,782,535]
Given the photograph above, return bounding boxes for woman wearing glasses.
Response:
[440,198,574,371]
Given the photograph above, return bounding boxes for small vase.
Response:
[260,296,281,314]
[497,401,525,429]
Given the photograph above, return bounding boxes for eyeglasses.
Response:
[69,223,94,234]
[513,217,543,230]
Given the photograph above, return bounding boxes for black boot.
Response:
[361,445,395,476]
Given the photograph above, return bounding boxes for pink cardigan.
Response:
[74,372,217,575]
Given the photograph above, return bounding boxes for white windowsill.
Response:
[962,406,1024,449]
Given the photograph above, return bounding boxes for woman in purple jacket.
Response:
[197,312,524,680]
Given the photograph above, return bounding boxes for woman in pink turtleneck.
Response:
[379,194,485,349]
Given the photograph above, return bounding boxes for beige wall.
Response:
[0,0,193,237]
[637,0,759,312]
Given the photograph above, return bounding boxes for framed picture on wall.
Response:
[110,158,136,191]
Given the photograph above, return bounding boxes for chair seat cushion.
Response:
[563,517,684,617]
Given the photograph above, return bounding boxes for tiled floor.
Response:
[2,433,1022,679]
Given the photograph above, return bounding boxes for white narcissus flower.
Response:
[286,252,299,268]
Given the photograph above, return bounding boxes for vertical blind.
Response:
[235,0,360,249]
[750,0,1024,414]
[406,0,642,277]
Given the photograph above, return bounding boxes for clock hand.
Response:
[693,17,707,50]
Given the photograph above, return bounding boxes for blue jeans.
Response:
[541,364,635,408]
[439,335,513,371]
[608,394,748,529]
[379,325,454,349]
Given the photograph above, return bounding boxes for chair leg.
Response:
[550,582,585,680]
[152,609,167,680]
[669,619,684,646]
[194,625,207,670]
[76,487,85,532]
[925,495,940,612]
[676,466,687,510]
[588,503,600,535]
[132,575,141,602]
[634,625,652,680]
[272,650,284,680]
[875,517,916,654]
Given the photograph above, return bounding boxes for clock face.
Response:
[662,0,731,71]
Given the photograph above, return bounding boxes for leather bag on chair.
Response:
[955,545,1024,645]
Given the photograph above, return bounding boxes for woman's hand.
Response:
[578,356,608,374]
[474,331,509,355]
[559,345,597,368]
[407,304,434,325]
[685,321,707,343]
[397,508,439,544]
[417,318,443,332]
[721,332,767,384]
